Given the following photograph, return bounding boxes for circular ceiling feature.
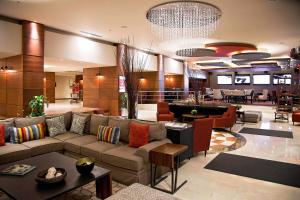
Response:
[146,1,221,40]
[176,48,216,57]
[205,42,257,57]
[232,52,271,60]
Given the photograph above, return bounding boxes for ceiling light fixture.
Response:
[146,1,221,41]
[80,31,102,38]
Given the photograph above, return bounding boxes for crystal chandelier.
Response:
[146,1,222,41]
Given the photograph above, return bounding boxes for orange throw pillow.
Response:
[129,122,149,148]
[0,125,5,146]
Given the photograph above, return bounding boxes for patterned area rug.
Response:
[208,130,246,154]
[0,181,126,200]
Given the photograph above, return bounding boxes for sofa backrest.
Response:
[131,119,166,141]
[108,116,131,143]
[90,114,109,135]
[45,111,72,131]
[14,116,45,128]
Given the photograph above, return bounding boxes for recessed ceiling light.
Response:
[121,26,128,29]
[80,31,102,38]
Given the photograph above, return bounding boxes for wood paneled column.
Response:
[22,21,45,115]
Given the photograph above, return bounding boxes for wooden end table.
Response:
[182,114,206,122]
[275,111,289,122]
[149,143,188,194]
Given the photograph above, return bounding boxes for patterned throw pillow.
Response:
[46,115,66,137]
[70,114,88,135]
[9,123,45,144]
[97,125,120,144]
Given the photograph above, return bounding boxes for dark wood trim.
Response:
[0,15,22,24]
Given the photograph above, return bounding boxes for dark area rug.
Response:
[205,153,300,188]
[239,127,293,138]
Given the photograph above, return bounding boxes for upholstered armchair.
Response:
[156,102,174,121]
[292,110,300,125]
[193,118,214,156]
[213,89,223,101]
[258,89,269,101]
[209,106,236,131]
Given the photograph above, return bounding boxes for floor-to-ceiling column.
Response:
[22,21,45,116]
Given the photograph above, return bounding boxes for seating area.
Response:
[0,1,300,200]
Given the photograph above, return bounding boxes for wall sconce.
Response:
[96,72,103,78]
[0,66,15,72]
[139,76,145,81]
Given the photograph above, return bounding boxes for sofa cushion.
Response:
[131,120,166,141]
[108,117,130,143]
[70,114,88,135]
[14,116,45,128]
[9,123,45,144]
[45,111,72,131]
[129,122,149,148]
[102,146,145,171]
[0,143,31,164]
[0,118,14,142]
[97,125,120,144]
[81,141,120,162]
[73,112,91,134]
[53,132,81,141]
[46,115,66,137]
[22,137,63,156]
[90,114,109,135]
[64,135,97,154]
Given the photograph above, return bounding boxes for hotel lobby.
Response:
[0,0,300,200]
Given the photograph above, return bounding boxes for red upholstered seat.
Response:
[156,102,174,121]
[292,110,300,125]
[193,118,214,156]
[209,106,236,131]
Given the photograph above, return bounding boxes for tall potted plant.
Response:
[28,95,49,117]
[119,40,148,119]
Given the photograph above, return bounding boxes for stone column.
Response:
[183,61,189,98]
[157,54,164,101]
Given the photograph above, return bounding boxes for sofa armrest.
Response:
[134,138,172,162]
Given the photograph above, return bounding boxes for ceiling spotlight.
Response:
[121,26,128,29]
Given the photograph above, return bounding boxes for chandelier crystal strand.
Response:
[147,1,221,57]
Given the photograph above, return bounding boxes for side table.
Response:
[149,143,188,194]
[275,111,289,122]
[182,114,206,123]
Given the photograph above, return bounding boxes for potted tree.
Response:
[28,95,49,117]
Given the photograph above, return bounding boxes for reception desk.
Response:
[169,103,228,122]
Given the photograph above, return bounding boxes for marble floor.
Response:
[41,101,300,199]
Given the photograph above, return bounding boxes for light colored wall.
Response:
[0,20,21,56]
[164,57,183,75]
[55,75,74,99]
[45,31,117,66]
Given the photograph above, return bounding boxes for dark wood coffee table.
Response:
[0,152,112,200]
[182,114,206,122]
[149,143,188,194]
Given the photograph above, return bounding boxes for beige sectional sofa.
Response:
[0,112,170,185]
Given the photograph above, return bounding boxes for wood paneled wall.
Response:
[164,74,184,89]
[0,55,24,117]
[83,67,119,116]
[43,72,55,103]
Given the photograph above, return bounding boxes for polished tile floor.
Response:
[44,101,300,199]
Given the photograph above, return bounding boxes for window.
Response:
[253,74,270,85]
[217,75,232,85]
[234,75,251,85]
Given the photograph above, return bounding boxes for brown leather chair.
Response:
[209,106,236,131]
[193,118,214,156]
[156,102,174,121]
[292,110,300,125]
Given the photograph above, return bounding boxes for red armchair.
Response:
[156,102,174,121]
[292,110,300,125]
[209,106,236,131]
[193,118,214,156]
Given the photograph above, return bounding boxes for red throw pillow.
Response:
[0,125,5,146]
[129,122,149,148]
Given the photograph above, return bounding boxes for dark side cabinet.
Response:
[166,126,194,161]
